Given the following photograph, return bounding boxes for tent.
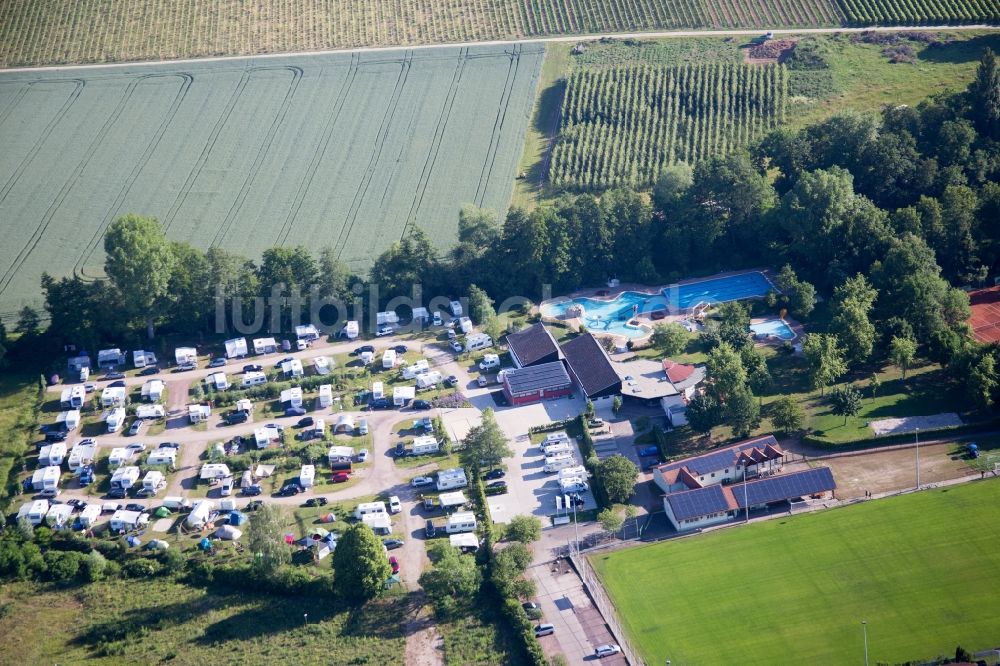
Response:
[147,539,170,551]
[309,527,330,541]
[320,513,337,523]
[199,537,213,551]
[154,506,172,518]
[228,511,248,526]
[284,534,295,545]
[215,525,242,540]
[126,535,141,548]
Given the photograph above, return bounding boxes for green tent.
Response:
[154,507,172,518]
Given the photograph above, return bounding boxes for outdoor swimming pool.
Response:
[540,291,662,338]
[750,319,796,340]
[664,272,773,310]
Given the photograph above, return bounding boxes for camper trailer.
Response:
[341,321,359,339]
[147,447,178,467]
[280,387,303,408]
[38,466,61,496]
[108,447,134,469]
[106,407,126,433]
[45,503,74,528]
[25,499,50,526]
[466,333,493,351]
[135,404,166,420]
[449,300,463,317]
[241,371,267,387]
[436,468,468,491]
[393,386,416,407]
[142,471,166,494]
[299,465,316,489]
[38,442,66,466]
[225,337,249,359]
[458,317,474,334]
[557,466,589,480]
[318,384,333,408]
[101,386,127,407]
[409,435,440,456]
[110,466,140,490]
[353,501,387,520]
[110,510,148,532]
[61,385,86,409]
[314,356,332,375]
[327,445,354,463]
[68,440,97,472]
[175,347,198,366]
[402,359,430,379]
[207,372,229,391]
[416,371,442,390]
[56,410,81,432]
[382,349,397,369]
[133,350,157,368]
[543,455,578,473]
[446,511,477,534]
[540,441,573,457]
[141,379,165,402]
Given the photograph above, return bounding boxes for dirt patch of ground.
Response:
[404,596,444,666]
[869,413,963,437]
[744,39,796,64]
[814,443,974,499]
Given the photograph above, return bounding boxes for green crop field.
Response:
[592,480,1000,665]
[549,62,787,189]
[6,0,998,70]
[0,45,542,320]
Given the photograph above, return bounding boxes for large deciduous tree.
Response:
[802,333,847,395]
[459,408,511,475]
[829,385,863,425]
[829,274,878,366]
[103,214,176,339]
[245,503,290,575]
[332,524,392,603]
[596,455,639,505]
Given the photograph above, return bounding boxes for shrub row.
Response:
[577,415,611,509]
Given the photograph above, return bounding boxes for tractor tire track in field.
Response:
[0,79,85,206]
[0,82,31,126]
[274,53,360,248]
[402,48,468,237]
[210,65,303,248]
[74,73,194,280]
[473,44,521,207]
[162,67,253,233]
[332,50,412,261]
[0,77,151,299]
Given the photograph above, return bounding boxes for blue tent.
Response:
[228,511,248,526]
[126,535,141,548]
[199,537,212,551]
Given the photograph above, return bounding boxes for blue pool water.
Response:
[750,319,796,340]
[664,272,773,310]
[540,291,663,338]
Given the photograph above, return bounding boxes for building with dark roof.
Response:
[506,323,561,368]
[663,467,836,530]
[560,333,620,400]
[653,435,785,494]
[502,361,573,406]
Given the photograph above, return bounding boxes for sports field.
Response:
[0,45,542,319]
[592,480,1000,665]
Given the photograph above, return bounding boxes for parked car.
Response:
[127,420,144,436]
[245,500,263,511]
[278,483,304,497]
[376,326,395,337]
[477,375,488,387]
[486,480,507,494]
[411,476,433,488]
[444,375,458,387]
[389,556,400,574]
[84,383,96,393]
[588,417,604,428]
[285,406,306,417]
[534,624,555,637]
[208,357,227,368]
[105,371,125,380]
[242,485,262,497]
[357,449,369,463]
[227,410,249,425]
[411,399,432,410]
[296,417,314,428]
[331,472,350,483]
[450,341,463,353]
[425,520,436,538]
[594,645,622,658]
[522,602,540,612]
[275,356,293,367]
[159,442,181,449]
[243,364,263,373]
[393,344,408,354]
[125,442,147,452]
[637,445,659,457]
[357,419,369,435]
[383,538,404,550]
[352,345,375,356]
[388,496,401,513]
[175,362,197,372]
[482,468,505,481]
[45,430,67,442]
[303,497,328,508]
[368,398,391,410]
[139,366,159,376]
[107,487,127,500]
[394,442,407,457]
[125,503,145,512]
[67,499,87,511]
[109,380,127,388]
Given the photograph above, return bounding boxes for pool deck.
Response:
[538,269,778,344]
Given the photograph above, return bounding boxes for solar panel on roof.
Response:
[667,485,730,521]
[735,468,835,507]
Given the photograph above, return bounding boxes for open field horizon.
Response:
[0,44,543,321]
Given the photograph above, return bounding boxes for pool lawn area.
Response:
[592,480,1000,666]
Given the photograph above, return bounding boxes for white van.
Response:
[389,496,402,514]
[543,455,577,473]
[479,353,500,371]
